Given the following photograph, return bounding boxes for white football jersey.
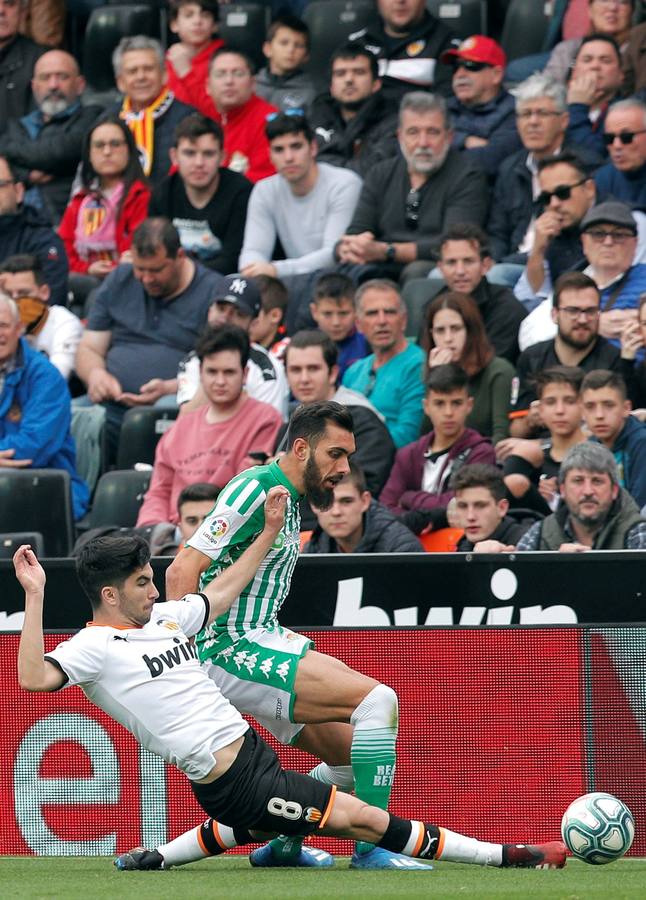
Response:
[45,594,249,781]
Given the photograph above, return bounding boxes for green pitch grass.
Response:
[2,856,646,899]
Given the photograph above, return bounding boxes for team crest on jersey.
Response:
[304,806,323,823]
[271,532,285,550]
[210,516,230,539]
[157,619,180,631]
[406,40,426,57]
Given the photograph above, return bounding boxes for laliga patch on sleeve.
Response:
[210,516,230,540]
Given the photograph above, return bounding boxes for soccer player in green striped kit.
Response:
[161,399,423,870]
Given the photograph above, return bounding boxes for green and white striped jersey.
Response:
[188,460,302,660]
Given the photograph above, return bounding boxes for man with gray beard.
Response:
[336,91,489,282]
[0,50,103,224]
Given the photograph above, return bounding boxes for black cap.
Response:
[212,275,261,318]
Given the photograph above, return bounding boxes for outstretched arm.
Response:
[203,487,287,623]
[14,546,66,692]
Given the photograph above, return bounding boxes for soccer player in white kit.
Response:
[14,500,566,872]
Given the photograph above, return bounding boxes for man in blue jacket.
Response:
[595,99,646,208]
[440,35,521,179]
[0,293,88,519]
[581,368,646,509]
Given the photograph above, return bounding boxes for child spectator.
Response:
[380,363,496,521]
[166,0,224,119]
[498,366,586,515]
[582,368,646,508]
[309,272,369,378]
[422,291,515,444]
[255,14,316,112]
[57,115,150,305]
[248,274,290,360]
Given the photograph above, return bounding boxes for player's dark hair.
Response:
[534,365,584,399]
[76,535,151,611]
[341,460,367,494]
[132,218,181,259]
[209,46,255,75]
[266,13,310,49]
[177,482,220,514]
[422,291,494,378]
[286,400,353,449]
[451,463,506,502]
[254,274,288,318]
[266,111,315,143]
[196,323,250,368]
[330,43,379,79]
[553,271,600,309]
[581,368,627,401]
[169,0,220,21]
[174,113,223,148]
[81,114,146,219]
[0,253,46,285]
[313,272,355,305]
[426,362,469,395]
[286,329,338,370]
[439,223,490,259]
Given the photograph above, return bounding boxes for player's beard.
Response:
[303,455,335,511]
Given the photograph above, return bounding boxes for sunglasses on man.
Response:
[535,178,588,208]
[603,129,646,146]
[450,59,491,73]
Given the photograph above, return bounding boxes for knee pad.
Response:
[350,683,399,731]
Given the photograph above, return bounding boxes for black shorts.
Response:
[191,728,335,835]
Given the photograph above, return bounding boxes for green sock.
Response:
[351,726,397,856]
[267,833,304,860]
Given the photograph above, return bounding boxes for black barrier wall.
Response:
[1,552,646,629]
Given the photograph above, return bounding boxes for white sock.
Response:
[437,827,503,867]
[309,762,355,791]
[158,821,238,867]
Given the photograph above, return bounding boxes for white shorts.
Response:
[203,625,313,745]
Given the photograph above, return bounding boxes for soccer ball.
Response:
[561,792,635,864]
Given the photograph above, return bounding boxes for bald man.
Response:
[0,49,104,223]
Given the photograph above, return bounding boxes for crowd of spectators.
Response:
[5,0,646,557]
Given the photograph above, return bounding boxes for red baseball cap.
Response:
[440,35,506,69]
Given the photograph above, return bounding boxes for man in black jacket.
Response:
[0,154,68,306]
[304,462,421,553]
[435,224,526,363]
[309,44,398,177]
[336,92,489,281]
[349,0,457,101]
[451,464,530,552]
[0,0,46,136]
[0,50,104,224]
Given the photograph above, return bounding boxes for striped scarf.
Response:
[120,88,174,176]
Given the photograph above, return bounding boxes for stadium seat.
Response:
[420,527,464,551]
[0,470,75,557]
[426,1,487,41]
[219,3,272,71]
[500,0,551,62]
[116,406,179,469]
[303,0,375,89]
[402,277,445,339]
[89,470,152,529]
[0,532,45,559]
[83,5,163,95]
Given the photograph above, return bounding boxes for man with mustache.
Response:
[512,441,646,551]
[478,441,646,553]
[162,400,431,870]
[336,91,488,281]
[0,50,103,223]
[440,35,521,179]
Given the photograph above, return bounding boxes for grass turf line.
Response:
[2,856,646,899]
